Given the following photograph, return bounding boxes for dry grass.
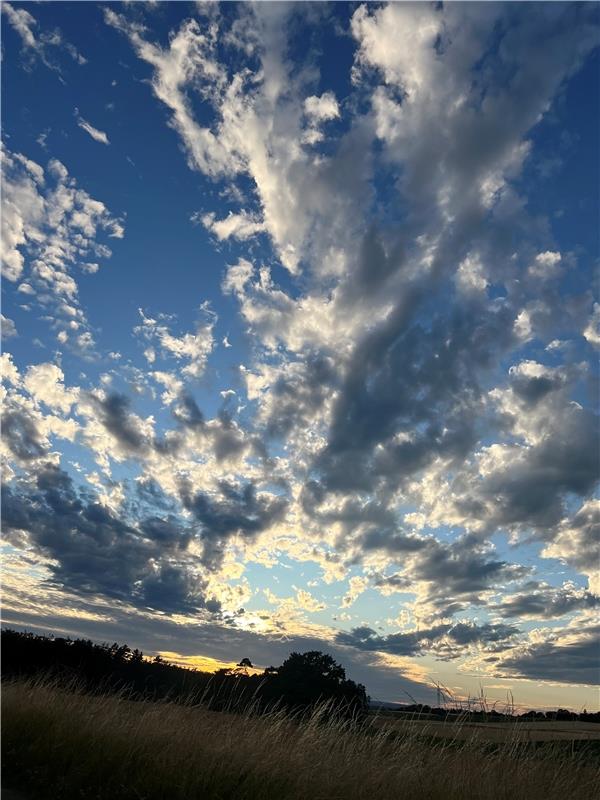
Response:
[2,678,599,800]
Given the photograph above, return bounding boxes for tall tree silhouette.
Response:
[267,651,368,715]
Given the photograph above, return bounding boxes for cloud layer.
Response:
[2,2,598,706]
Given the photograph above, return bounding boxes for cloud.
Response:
[91,391,152,456]
[105,4,372,275]
[492,582,599,620]
[336,620,519,660]
[76,110,110,145]
[542,500,600,594]
[304,92,340,122]
[1,314,18,339]
[528,251,562,281]
[103,9,232,177]
[180,477,288,569]
[494,621,600,686]
[199,210,265,241]
[0,146,124,350]
[135,308,215,378]
[2,2,86,76]
[23,363,79,414]
[1,405,50,463]
[1,464,219,615]
[583,302,600,347]
[2,3,598,704]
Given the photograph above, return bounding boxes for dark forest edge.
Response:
[2,629,599,723]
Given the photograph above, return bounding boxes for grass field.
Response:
[2,679,599,800]
[371,715,600,744]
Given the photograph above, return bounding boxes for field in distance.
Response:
[369,714,600,743]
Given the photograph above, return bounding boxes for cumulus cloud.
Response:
[199,210,265,241]
[2,464,219,614]
[134,308,215,378]
[336,620,519,660]
[1,314,18,339]
[493,621,600,685]
[0,146,124,348]
[1,3,598,704]
[492,582,599,620]
[583,302,600,347]
[542,501,600,594]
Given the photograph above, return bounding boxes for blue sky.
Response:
[1,1,599,710]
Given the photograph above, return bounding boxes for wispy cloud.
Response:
[2,2,86,77]
[75,109,110,145]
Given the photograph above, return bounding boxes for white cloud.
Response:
[304,92,340,121]
[104,9,233,177]
[200,210,265,241]
[135,308,216,378]
[1,315,18,339]
[455,253,487,295]
[341,576,369,608]
[76,112,110,145]
[528,250,562,280]
[0,146,124,348]
[582,302,600,347]
[2,1,87,75]
[542,501,600,594]
[23,362,79,413]
[151,371,184,406]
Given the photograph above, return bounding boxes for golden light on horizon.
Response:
[157,651,263,675]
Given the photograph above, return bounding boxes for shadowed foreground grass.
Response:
[2,679,599,800]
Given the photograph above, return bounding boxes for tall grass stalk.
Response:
[2,678,598,800]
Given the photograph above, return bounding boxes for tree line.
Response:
[1,629,369,718]
[3,630,597,723]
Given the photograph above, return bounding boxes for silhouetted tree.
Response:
[235,657,253,675]
[263,650,369,716]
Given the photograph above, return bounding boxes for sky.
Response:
[1,1,599,711]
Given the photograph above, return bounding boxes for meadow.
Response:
[2,678,599,800]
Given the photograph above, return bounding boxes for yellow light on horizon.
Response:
[157,651,262,675]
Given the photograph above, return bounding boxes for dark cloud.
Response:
[413,541,530,620]
[340,227,405,305]
[139,516,193,549]
[312,298,515,499]
[92,391,150,454]
[1,464,218,615]
[509,370,567,406]
[412,535,530,598]
[212,409,247,462]
[336,620,519,659]
[361,532,529,617]
[458,405,599,533]
[265,353,338,439]
[362,529,427,554]
[492,583,599,620]
[373,573,412,592]
[2,407,48,461]
[496,624,600,685]
[135,478,179,512]
[180,478,288,568]
[172,391,205,429]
